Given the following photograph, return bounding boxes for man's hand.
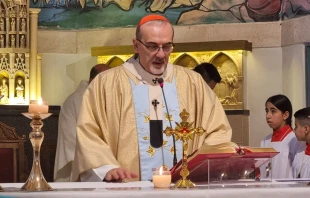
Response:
[105,168,138,182]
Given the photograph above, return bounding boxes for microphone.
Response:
[150,99,163,148]
[157,78,178,166]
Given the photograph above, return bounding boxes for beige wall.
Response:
[38,15,310,146]
[41,54,97,105]
[246,48,283,146]
[282,44,306,112]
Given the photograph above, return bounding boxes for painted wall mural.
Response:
[31,0,310,29]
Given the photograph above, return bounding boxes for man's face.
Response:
[133,22,173,75]
[208,80,217,90]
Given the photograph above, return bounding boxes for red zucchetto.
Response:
[137,14,170,27]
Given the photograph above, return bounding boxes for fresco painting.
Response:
[30,0,310,29]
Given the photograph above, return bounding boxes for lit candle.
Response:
[152,168,171,188]
[28,99,48,114]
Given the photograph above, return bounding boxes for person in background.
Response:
[260,94,304,179]
[54,64,110,182]
[72,14,232,182]
[292,107,309,178]
[193,62,221,89]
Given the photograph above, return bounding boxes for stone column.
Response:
[29,8,41,100]
[36,54,42,99]
[9,53,15,101]
[25,53,30,102]
[9,78,14,102]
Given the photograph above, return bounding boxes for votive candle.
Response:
[152,170,171,188]
[29,99,48,114]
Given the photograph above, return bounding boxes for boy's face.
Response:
[294,119,308,141]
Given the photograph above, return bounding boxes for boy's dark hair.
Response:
[266,94,292,127]
[294,107,310,126]
[193,63,221,83]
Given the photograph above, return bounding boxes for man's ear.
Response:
[133,38,139,52]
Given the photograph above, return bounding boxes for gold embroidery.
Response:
[165,113,173,121]
[143,136,148,140]
[144,115,150,122]
[147,146,156,157]
[170,146,177,154]
[163,140,168,146]
[137,111,150,123]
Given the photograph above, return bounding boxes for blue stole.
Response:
[130,78,183,181]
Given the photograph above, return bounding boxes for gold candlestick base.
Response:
[174,178,195,188]
[21,113,53,191]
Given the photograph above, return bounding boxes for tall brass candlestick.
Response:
[21,113,53,191]
[164,109,206,188]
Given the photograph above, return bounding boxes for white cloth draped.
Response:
[260,132,304,179]
[292,146,310,178]
[54,81,89,182]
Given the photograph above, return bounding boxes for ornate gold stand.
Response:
[164,109,206,188]
[21,113,53,191]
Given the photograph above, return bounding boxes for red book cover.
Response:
[171,142,279,182]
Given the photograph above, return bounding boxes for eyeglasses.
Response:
[136,39,174,53]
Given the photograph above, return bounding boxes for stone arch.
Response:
[0,0,9,12]
[0,70,9,104]
[210,52,242,107]
[173,53,199,69]
[211,52,242,106]
[106,56,125,67]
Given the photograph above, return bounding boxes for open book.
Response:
[170,142,279,182]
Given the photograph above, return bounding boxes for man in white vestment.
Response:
[72,14,232,182]
[54,64,110,182]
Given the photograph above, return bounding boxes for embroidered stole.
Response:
[130,78,183,181]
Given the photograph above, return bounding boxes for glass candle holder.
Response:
[152,170,171,188]
[21,112,53,191]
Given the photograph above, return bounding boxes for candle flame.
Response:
[38,97,43,105]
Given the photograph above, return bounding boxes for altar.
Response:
[0,180,309,198]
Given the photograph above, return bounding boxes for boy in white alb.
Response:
[292,107,310,178]
[260,95,303,179]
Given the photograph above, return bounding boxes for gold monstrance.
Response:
[163,109,206,188]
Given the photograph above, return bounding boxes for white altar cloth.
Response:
[0,180,310,198]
